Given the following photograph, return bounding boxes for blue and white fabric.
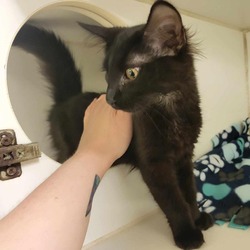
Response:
[194,118,250,229]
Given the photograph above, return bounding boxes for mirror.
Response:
[7,7,107,162]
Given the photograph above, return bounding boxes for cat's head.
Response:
[79,1,192,112]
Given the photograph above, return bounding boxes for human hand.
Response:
[76,94,133,165]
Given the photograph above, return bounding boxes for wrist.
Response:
[72,150,113,177]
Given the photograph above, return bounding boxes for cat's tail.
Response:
[12,24,82,104]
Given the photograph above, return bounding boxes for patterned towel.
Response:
[194,118,250,229]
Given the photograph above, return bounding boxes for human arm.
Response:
[0,95,132,250]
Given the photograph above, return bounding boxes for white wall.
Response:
[247,32,250,113]
[184,17,248,159]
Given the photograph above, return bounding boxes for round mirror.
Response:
[7,6,112,162]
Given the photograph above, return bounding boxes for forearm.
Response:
[0,95,132,250]
[0,152,110,250]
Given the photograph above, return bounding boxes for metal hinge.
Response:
[0,129,41,181]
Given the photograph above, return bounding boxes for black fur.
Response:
[13,1,213,249]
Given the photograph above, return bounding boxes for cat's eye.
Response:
[125,67,140,80]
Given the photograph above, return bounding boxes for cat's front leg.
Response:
[140,164,204,249]
[177,160,214,231]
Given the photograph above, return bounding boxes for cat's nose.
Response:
[106,89,118,108]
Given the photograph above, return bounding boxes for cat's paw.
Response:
[195,212,214,231]
[174,228,204,250]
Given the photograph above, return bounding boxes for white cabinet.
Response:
[0,1,249,249]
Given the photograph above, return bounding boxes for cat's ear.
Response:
[78,22,121,46]
[143,1,186,56]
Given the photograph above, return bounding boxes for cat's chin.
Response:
[111,105,135,113]
[108,101,137,113]
[111,103,146,114]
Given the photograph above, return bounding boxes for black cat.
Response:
[13,1,213,249]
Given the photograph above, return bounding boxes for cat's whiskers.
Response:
[135,92,182,138]
[150,106,168,121]
[145,112,164,136]
[140,106,167,138]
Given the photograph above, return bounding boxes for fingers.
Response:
[85,94,131,121]
[85,95,104,118]
[80,93,132,162]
